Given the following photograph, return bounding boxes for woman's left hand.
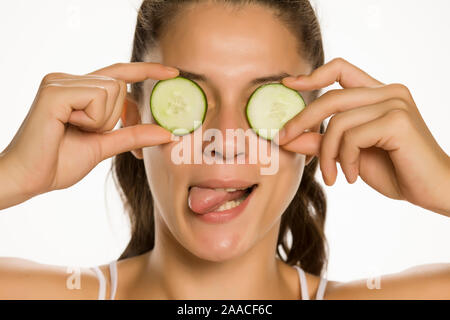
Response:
[277,58,450,216]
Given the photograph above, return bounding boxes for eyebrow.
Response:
[176,68,292,86]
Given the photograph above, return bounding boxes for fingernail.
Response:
[166,66,179,74]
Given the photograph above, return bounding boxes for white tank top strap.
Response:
[91,266,106,300]
[109,260,118,300]
[91,261,118,300]
[315,276,328,300]
[294,265,310,300]
[293,265,328,300]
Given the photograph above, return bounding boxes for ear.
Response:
[304,122,321,167]
[120,93,144,160]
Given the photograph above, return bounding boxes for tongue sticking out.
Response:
[188,187,248,214]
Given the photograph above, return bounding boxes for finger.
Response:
[96,124,173,161]
[101,79,127,132]
[320,98,409,186]
[278,83,412,145]
[281,132,323,156]
[42,74,120,82]
[87,62,179,83]
[338,108,407,184]
[282,57,383,91]
[44,78,122,131]
[39,84,107,130]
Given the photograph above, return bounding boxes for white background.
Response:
[0,0,449,282]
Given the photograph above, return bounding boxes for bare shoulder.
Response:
[0,251,152,300]
[0,256,100,299]
[101,251,152,300]
[322,263,450,300]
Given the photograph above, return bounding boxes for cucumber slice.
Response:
[246,83,305,140]
[150,76,207,136]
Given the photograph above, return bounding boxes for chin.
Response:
[187,227,251,262]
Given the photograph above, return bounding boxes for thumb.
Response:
[281,132,322,156]
[97,123,173,161]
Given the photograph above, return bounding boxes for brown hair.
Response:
[112,0,328,276]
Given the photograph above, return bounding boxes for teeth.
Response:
[213,187,249,192]
[214,195,247,212]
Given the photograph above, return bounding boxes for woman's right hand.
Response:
[0,62,179,208]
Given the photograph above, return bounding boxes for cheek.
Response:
[260,149,305,220]
[280,148,305,175]
[279,149,305,201]
[142,142,189,216]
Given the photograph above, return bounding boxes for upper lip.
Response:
[189,179,258,190]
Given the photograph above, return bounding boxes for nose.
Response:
[201,98,251,163]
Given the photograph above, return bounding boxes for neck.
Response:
[144,210,297,299]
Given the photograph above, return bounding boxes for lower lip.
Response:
[193,186,257,224]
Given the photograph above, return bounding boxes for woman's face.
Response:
[138,2,313,262]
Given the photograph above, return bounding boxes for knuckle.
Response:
[41,73,53,84]
[39,83,57,93]
[105,79,125,102]
[390,97,409,110]
[39,83,61,99]
[89,89,108,129]
[388,108,411,128]
[388,82,408,91]
[42,72,58,83]
[341,129,354,145]
[387,83,412,101]
[41,72,66,85]
[332,57,348,66]
[41,73,58,85]
[104,79,121,96]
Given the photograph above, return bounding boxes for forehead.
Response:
[156,2,311,77]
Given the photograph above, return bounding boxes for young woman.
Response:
[0,0,449,300]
